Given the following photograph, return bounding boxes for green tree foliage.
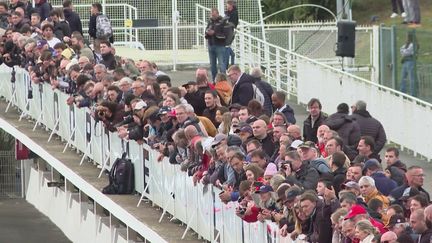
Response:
[0,129,15,151]
[262,0,336,22]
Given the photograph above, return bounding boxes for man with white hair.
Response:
[316,124,330,157]
[358,176,390,208]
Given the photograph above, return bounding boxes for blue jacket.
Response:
[371,171,397,196]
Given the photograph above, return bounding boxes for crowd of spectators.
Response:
[2,1,432,243]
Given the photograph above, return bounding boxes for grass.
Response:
[351,0,432,101]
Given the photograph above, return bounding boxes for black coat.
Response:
[34,0,51,21]
[303,112,327,143]
[253,78,273,116]
[325,112,361,150]
[332,166,347,195]
[277,104,296,125]
[64,8,82,35]
[231,73,254,106]
[225,7,239,28]
[88,15,97,39]
[351,110,387,153]
[205,16,225,46]
[305,199,340,243]
[53,20,71,39]
[184,86,209,116]
[386,160,407,186]
[101,52,117,70]
[292,162,319,190]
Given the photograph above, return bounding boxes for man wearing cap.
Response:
[390,165,430,205]
[344,204,387,234]
[363,159,397,196]
[237,123,254,143]
[285,151,319,190]
[252,119,275,157]
[209,134,237,187]
[271,91,296,125]
[279,186,303,237]
[298,141,331,175]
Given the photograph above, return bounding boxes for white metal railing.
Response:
[53,3,139,45]
[0,65,293,242]
[296,59,432,161]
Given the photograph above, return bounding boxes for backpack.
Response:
[102,153,134,194]
[96,14,113,39]
[252,83,265,105]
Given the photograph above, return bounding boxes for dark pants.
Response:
[391,0,404,13]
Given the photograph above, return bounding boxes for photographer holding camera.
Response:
[95,100,125,132]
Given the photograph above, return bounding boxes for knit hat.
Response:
[264,163,277,177]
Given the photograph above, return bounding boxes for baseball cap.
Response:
[298,141,316,149]
[133,100,147,111]
[181,81,197,88]
[239,123,253,134]
[246,116,258,124]
[386,214,406,228]
[36,39,48,49]
[290,140,303,149]
[341,181,360,191]
[362,159,381,174]
[255,185,273,193]
[226,134,242,146]
[157,106,172,116]
[283,187,302,203]
[276,183,290,202]
[344,205,367,220]
[211,134,227,148]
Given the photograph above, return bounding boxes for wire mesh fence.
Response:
[394,26,432,102]
[0,151,22,199]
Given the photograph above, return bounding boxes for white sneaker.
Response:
[401,12,407,18]
[390,13,398,18]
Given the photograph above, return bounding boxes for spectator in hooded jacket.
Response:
[362,159,397,196]
[63,0,82,35]
[250,67,273,116]
[34,0,51,21]
[351,100,386,154]
[325,103,361,156]
[303,98,327,143]
[271,91,296,125]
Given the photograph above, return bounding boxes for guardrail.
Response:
[0,65,291,242]
[212,13,432,162]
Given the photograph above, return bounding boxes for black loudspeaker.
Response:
[336,21,356,58]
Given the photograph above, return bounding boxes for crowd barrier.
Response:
[0,65,293,243]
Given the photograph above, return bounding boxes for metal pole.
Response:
[102,0,106,14]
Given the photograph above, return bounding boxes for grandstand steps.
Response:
[0,100,204,242]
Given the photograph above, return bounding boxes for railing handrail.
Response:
[54,3,138,12]
[233,25,432,107]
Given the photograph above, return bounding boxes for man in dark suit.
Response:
[228,65,254,106]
